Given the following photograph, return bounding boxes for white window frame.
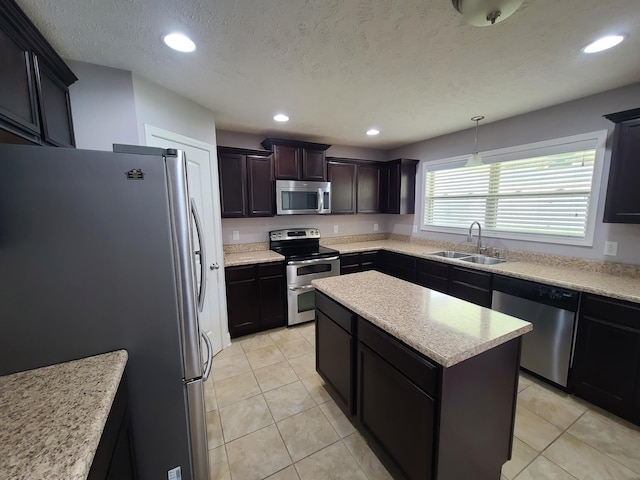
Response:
[419,130,608,247]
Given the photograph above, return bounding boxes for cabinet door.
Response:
[573,295,640,422]
[603,118,640,223]
[218,153,248,217]
[340,252,361,275]
[0,26,40,143]
[246,155,274,217]
[225,266,260,337]
[357,164,380,213]
[360,250,379,272]
[316,309,355,414]
[416,259,449,294]
[258,263,286,328]
[302,148,326,181]
[448,266,492,307]
[358,342,435,480]
[328,161,356,214]
[273,144,300,179]
[34,56,75,147]
[383,251,417,283]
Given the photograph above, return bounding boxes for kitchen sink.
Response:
[427,251,470,258]
[458,255,507,265]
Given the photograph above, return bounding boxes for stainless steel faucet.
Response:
[467,221,482,254]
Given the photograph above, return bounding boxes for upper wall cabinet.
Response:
[327,158,381,214]
[261,138,330,181]
[0,0,77,147]
[603,108,640,223]
[379,159,419,214]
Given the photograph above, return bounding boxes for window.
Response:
[421,131,607,246]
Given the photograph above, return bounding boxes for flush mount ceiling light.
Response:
[582,35,626,53]
[452,0,524,26]
[366,128,380,136]
[273,114,290,122]
[163,33,196,52]
[465,116,485,167]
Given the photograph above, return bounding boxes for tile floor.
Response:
[204,323,640,480]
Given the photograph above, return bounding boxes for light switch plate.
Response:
[604,241,618,256]
[232,230,240,241]
[374,223,379,232]
[413,225,418,233]
[333,225,339,233]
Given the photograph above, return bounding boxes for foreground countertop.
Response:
[0,350,128,479]
[313,271,532,367]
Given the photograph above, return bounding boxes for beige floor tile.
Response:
[295,440,368,480]
[517,383,587,429]
[277,406,340,462]
[319,399,356,438]
[514,404,563,452]
[211,353,252,382]
[219,394,274,442]
[278,337,315,359]
[209,445,231,480]
[543,432,638,480]
[254,360,299,392]
[501,437,538,479]
[214,371,261,407]
[518,374,534,393]
[265,465,300,480]
[289,352,317,379]
[204,380,218,411]
[246,344,287,370]
[302,332,316,347]
[226,425,292,480]
[514,456,577,480]
[343,432,393,480]
[568,409,640,474]
[213,341,246,360]
[240,333,276,353]
[264,381,317,422]
[270,326,305,346]
[300,373,332,404]
[206,409,224,450]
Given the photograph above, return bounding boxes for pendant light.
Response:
[465,116,485,167]
[452,0,524,27]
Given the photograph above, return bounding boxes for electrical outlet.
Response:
[374,223,379,232]
[604,241,618,256]
[413,225,418,233]
[333,224,339,234]
[232,230,240,241]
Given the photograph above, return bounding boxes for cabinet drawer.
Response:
[258,261,284,278]
[386,251,417,270]
[417,259,449,278]
[449,266,492,290]
[358,318,438,397]
[225,264,256,281]
[316,291,356,334]
[340,253,360,267]
[581,294,640,331]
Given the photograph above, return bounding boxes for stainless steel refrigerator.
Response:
[0,143,213,480]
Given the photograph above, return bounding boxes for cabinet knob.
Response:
[209,263,220,270]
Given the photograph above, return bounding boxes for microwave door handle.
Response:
[191,198,207,312]
[317,188,323,213]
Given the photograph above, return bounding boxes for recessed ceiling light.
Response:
[273,114,289,122]
[582,35,625,54]
[163,33,196,53]
[366,129,380,136]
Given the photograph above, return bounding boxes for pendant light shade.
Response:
[465,116,485,167]
[452,0,524,26]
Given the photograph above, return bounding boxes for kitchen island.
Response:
[312,271,532,480]
[0,350,130,479]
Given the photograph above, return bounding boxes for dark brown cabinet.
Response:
[225,262,286,338]
[380,251,417,283]
[357,164,380,213]
[327,161,357,214]
[448,266,493,308]
[416,258,450,294]
[261,138,330,181]
[217,147,274,218]
[603,109,640,223]
[0,0,76,146]
[572,294,640,425]
[327,158,381,214]
[379,159,419,214]
[340,251,381,275]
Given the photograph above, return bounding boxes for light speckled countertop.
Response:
[313,271,532,367]
[0,350,128,479]
[224,250,284,266]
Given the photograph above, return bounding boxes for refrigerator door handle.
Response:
[191,198,207,312]
[201,331,213,381]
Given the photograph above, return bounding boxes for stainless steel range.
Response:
[269,228,340,326]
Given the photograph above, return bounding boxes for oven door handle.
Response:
[289,285,315,291]
[288,256,339,266]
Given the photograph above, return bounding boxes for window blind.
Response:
[423,149,596,238]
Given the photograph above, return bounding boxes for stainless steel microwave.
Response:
[275,180,331,215]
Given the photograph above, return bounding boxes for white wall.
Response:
[389,82,640,265]
[67,61,138,151]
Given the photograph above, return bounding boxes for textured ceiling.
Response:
[15,0,640,148]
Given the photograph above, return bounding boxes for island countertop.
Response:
[312,271,532,367]
[0,350,128,479]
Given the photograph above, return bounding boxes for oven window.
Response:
[298,290,315,313]
[282,191,319,210]
[297,264,332,275]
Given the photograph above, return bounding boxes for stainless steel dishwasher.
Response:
[492,275,580,388]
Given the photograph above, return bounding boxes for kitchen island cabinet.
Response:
[312,271,531,480]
